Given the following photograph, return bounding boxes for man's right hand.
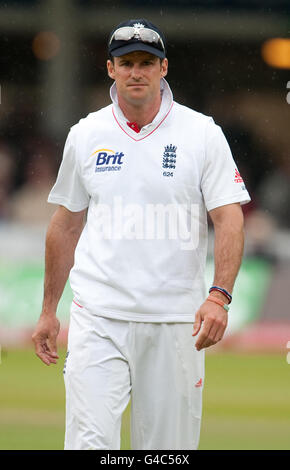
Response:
[32,206,85,366]
[32,313,60,366]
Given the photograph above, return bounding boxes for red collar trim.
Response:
[112,103,174,142]
[127,121,140,133]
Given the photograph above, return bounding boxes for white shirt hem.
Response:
[73,303,196,323]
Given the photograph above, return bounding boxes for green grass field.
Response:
[0,348,289,450]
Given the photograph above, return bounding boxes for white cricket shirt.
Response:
[48,79,250,322]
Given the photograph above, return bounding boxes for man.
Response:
[32,18,250,450]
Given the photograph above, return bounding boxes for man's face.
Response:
[107,51,168,107]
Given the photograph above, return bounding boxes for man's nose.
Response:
[131,64,142,79]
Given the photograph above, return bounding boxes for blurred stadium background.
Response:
[0,0,290,450]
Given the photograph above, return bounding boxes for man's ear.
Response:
[107,59,115,80]
[160,58,168,78]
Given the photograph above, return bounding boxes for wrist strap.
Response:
[207,295,230,312]
[209,286,232,304]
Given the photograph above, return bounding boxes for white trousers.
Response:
[64,303,205,450]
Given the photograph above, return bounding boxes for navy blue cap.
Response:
[108,18,166,59]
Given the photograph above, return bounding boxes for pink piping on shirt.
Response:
[112,103,173,142]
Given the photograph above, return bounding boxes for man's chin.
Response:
[126,89,149,104]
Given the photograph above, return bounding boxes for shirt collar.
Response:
[110,78,173,136]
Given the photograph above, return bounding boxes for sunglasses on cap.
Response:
[109,26,165,52]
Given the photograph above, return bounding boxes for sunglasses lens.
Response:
[114,27,134,41]
[140,29,158,44]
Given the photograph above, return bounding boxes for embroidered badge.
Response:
[162,144,177,177]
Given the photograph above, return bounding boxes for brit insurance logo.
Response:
[92,148,125,173]
[162,144,177,177]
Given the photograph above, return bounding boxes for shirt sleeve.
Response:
[201,119,251,212]
[47,126,90,212]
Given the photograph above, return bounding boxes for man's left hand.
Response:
[192,299,228,351]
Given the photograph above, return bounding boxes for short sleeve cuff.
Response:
[47,195,89,212]
[206,191,251,212]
